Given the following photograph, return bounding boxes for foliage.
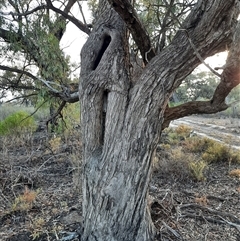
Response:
[159,124,240,182]
[174,71,219,103]
[188,160,207,181]
[0,110,36,135]
[0,0,79,122]
[202,142,240,163]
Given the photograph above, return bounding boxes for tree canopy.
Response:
[0,0,239,125]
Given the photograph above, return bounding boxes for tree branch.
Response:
[163,20,240,128]
[46,0,91,35]
[0,65,79,103]
[0,1,91,36]
[107,0,155,64]
[0,5,46,17]
[0,65,40,82]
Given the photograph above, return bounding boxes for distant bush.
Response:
[202,142,240,163]
[165,125,192,144]
[0,103,49,122]
[158,125,240,182]
[0,104,21,121]
[0,111,36,135]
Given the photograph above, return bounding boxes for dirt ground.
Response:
[0,116,240,241]
[171,116,240,149]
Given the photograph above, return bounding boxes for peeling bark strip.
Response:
[79,0,240,240]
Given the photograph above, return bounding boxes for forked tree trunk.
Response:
[79,1,239,240]
[80,4,157,240]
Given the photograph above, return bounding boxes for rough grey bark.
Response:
[79,0,240,240]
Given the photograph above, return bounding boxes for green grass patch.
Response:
[0,111,36,135]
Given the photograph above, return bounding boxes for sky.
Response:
[2,2,229,101]
[59,2,228,76]
[60,2,91,66]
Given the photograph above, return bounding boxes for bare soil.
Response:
[0,116,240,241]
[171,116,240,149]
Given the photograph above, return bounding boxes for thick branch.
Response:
[107,0,155,64]
[163,19,240,128]
[163,101,228,129]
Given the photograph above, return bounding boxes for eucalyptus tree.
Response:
[175,71,219,102]
[80,0,240,240]
[0,0,84,122]
[0,0,240,240]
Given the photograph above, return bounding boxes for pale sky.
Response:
[61,2,228,78]
[60,2,91,65]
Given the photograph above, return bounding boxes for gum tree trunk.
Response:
[79,0,239,240]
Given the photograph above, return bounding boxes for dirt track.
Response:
[171,116,240,150]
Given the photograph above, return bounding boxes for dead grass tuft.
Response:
[229,169,240,178]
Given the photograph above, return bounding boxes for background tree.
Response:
[0,0,87,125]
[175,71,219,102]
[0,1,240,240]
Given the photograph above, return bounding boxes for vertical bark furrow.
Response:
[80,1,239,240]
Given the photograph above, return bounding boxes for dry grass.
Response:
[229,169,240,178]
[0,128,82,240]
[1,119,240,241]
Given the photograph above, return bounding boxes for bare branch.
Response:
[163,20,240,129]
[0,1,90,36]
[0,65,41,83]
[0,65,79,103]
[46,100,67,127]
[0,5,46,17]
[107,0,155,64]
[46,0,91,35]
[5,93,37,103]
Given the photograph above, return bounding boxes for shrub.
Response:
[183,137,215,153]
[11,186,38,211]
[163,125,192,145]
[183,137,240,164]
[0,111,36,135]
[201,142,240,163]
[175,124,192,137]
[189,160,208,181]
